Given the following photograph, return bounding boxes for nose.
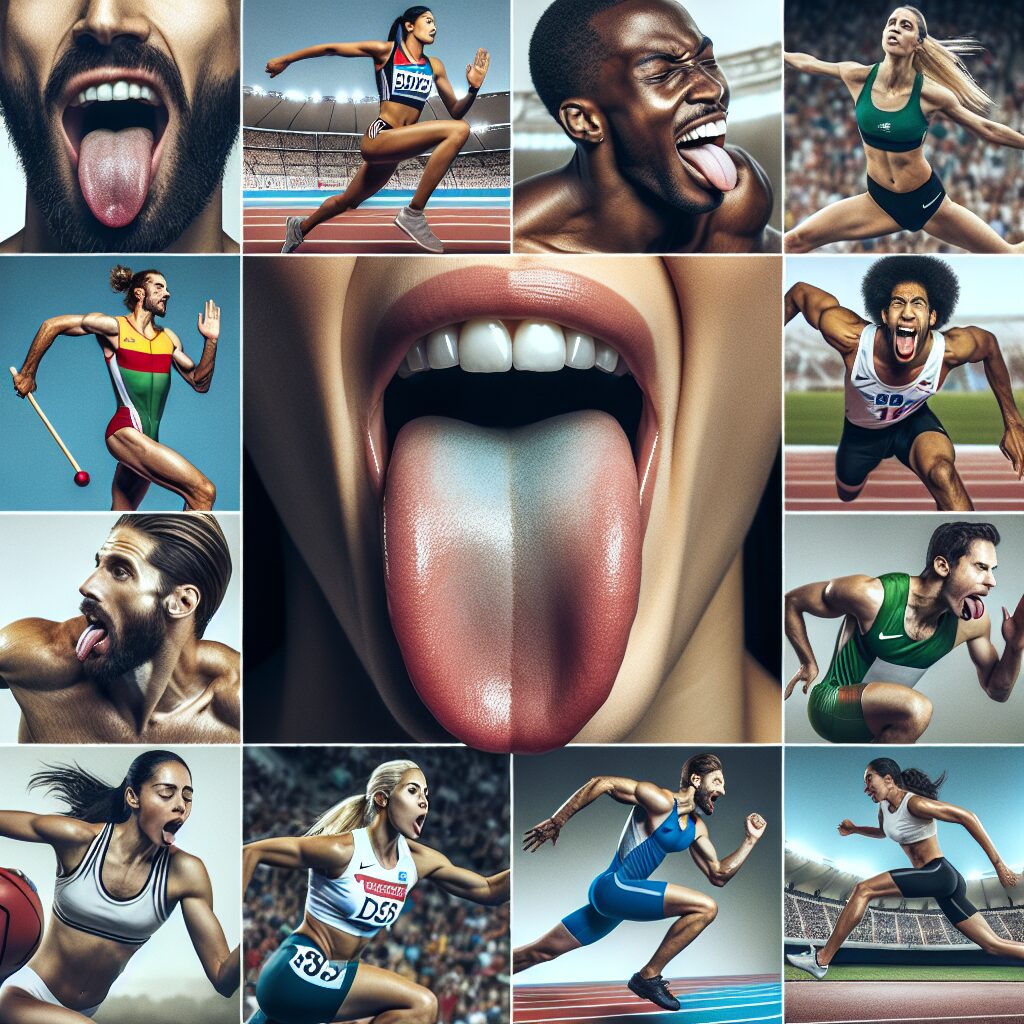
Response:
[73,0,151,48]
[682,65,729,108]
[79,568,102,600]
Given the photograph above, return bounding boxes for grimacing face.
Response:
[139,273,170,316]
[0,0,239,251]
[245,256,780,752]
[881,280,935,363]
[589,0,731,214]
[408,12,436,46]
[938,538,996,621]
[381,768,429,840]
[883,7,922,58]
[128,760,193,848]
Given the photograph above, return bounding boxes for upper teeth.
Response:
[396,320,628,377]
[678,119,726,145]
[71,80,157,107]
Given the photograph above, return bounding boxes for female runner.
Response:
[787,756,1024,978]
[266,6,489,255]
[785,6,1024,253]
[0,749,239,1020]
[242,759,509,1024]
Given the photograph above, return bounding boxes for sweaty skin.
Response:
[0,526,239,743]
[244,255,781,748]
[514,0,778,253]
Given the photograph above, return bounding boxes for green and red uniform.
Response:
[104,316,173,441]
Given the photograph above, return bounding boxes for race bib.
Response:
[289,945,349,989]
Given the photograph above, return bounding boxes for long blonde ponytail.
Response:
[905,6,991,113]
[306,759,421,836]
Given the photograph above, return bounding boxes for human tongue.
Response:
[678,143,738,192]
[896,330,916,358]
[383,410,642,753]
[77,127,154,228]
[75,623,107,662]
[962,595,985,620]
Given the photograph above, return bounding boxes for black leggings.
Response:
[890,857,977,925]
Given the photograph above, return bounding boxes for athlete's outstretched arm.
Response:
[928,83,1024,150]
[968,595,1024,701]
[522,777,672,851]
[906,795,1019,889]
[431,51,489,119]
[783,53,863,80]
[265,40,391,77]
[168,300,221,393]
[179,854,241,997]
[688,814,766,887]
[414,844,509,905]
[785,283,865,352]
[12,312,119,396]
[242,833,352,894]
[784,575,884,698]
[837,815,885,839]
[0,618,82,691]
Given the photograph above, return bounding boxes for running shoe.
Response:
[627,972,680,1011]
[785,947,828,980]
[394,206,444,254]
[281,216,305,254]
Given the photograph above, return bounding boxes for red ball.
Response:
[0,867,44,980]
[74,470,90,487]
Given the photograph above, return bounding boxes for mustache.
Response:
[44,36,188,113]
[676,102,728,133]
[79,596,110,627]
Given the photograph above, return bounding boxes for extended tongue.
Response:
[383,411,642,753]
[962,596,985,620]
[78,127,154,228]
[678,143,738,192]
[75,623,107,662]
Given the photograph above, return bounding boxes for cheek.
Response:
[0,4,67,82]
[156,2,239,85]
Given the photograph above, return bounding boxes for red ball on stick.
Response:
[74,470,90,487]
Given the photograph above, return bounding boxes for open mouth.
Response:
[893,325,917,360]
[413,813,426,837]
[59,70,171,228]
[161,818,185,846]
[961,594,986,621]
[366,267,660,753]
[76,609,112,662]
[675,117,737,193]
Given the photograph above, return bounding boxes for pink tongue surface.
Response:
[678,143,738,192]
[963,596,985,620]
[383,411,642,753]
[896,331,916,358]
[75,623,107,662]
[78,127,154,228]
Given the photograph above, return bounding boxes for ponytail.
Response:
[904,6,991,114]
[867,757,946,799]
[109,263,163,311]
[387,6,431,46]
[307,759,421,837]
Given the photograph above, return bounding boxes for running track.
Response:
[513,975,781,1024]
[785,980,1024,1023]
[243,206,510,253]
[785,446,1024,511]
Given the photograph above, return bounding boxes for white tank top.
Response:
[845,323,946,429]
[880,793,937,845]
[52,822,172,946]
[305,827,418,938]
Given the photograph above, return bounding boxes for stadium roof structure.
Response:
[786,847,1024,911]
[243,86,510,150]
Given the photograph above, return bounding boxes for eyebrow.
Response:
[635,35,712,69]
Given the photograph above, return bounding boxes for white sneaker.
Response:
[786,947,828,980]
[281,216,305,254]
[394,206,444,253]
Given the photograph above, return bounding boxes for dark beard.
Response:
[80,598,167,686]
[0,36,238,252]
[694,779,716,815]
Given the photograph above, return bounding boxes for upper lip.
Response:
[675,113,727,145]
[81,604,112,633]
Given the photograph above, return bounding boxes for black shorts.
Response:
[867,169,946,232]
[366,117,394,140]
[890,857,977,925]
[836,405,949,488]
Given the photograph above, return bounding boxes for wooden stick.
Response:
[9,367,83,472]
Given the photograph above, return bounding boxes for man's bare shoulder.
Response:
[0,228,26,253]
[199,640,240,728]
[704,146,776,251]
[513,166,583,251]
[0,616,82,689]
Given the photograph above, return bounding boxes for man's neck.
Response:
[105,636,201,732]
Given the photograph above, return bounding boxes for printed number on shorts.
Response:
[290,946,344,985]
[355,894,400,926]
[394,69,431,95]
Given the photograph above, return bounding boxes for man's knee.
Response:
[411,986,438,1022]
[902,690,933,731]
[924,457,958,494]
[701,896,718,923]
[449,119,471,145]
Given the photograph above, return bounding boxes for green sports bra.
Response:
[856,64,929,152]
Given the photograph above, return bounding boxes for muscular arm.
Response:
[967,601,1024,702]
[688,814,766,887]
[785,282,865,353]
[431,52,489,120]
[179,855,239,997]
[265,40,390,77]
[837,815,885,839]
[0,617,81,691]
[0,812,96,871]
[928,84,1024,150]
[783,53,862,80]
[13,312,119,395]
[168,300,220,393]
[412,843,509,905]
[242,833,352,894]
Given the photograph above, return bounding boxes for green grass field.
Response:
[785,391,1024,446]
[785,964,1024,982]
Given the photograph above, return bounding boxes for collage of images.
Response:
[0,2,1022,1024]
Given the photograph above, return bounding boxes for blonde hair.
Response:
[903,6,991,114]
[306,760,422,836]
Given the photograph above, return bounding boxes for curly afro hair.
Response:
[861,256,960,330]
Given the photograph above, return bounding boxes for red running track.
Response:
[785,446,1024,511]
[243,206,510,253]
[785,979,1024,1023]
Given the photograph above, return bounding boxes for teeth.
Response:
[404,338,429,375]
[678,119,727,144]
[426,326,459,369]
[140,85,155,102]
[112,81,129,101]
[129,83,141,99]
[96,83,113,101]
[71,79,156,106]
[512,321,565,371]
[85,86,98,102]
[565,331,596,369]
[594,340,619,373]
[459,319,513,372]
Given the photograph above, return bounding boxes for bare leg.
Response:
[908,431,973,511]
[861,683,933,743]
[111,462,151,511]
[818,873,901,966]
[105,428,216,511]
[300,161,400,236]
[639,885,718,979]
[332,962,438,1024]
[923,198,1014,254]
[785,193,902,253]
[513,922,582,973]
[0,988,94,1022]
[956,912,1024,959]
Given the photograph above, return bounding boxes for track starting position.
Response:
[513,754,766,1012]
[267,6,489,255]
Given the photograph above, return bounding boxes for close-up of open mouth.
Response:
[76,606,113,662]
[674,116,736,192]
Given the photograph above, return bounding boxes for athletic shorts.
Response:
[836,405,950,489]
[255,932,359,1024]
[890,857,977,925]
[366,117,394,140]
[0,965,100,1018]
[808,682,874,743]
[561,869,668,946]
[866,169,946,232]
[104,405,145,440]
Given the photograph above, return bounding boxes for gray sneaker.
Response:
[281,216,305,254]
[394,206,444,253]
[786,947,828,980]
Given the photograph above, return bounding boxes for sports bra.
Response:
[52,822,172,946]
[856,63,929,152]
[306,827,419,938]
[881,792,937,845]
[376,40,434,112]
[609,802,698,881]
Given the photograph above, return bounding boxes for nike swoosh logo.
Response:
[359,861,374,869]
[921,193,942,209]
[879,632,903,640]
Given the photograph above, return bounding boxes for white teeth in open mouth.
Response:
[896,327,914,334]
[396,320,629,377]
[677,118,726,145]
[71,81,159,107]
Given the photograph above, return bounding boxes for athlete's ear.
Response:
[932,555,951,578]
[929,307,937,326]
[124,785,141,811]
[558,98,606,145]
[164,584,201,623]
